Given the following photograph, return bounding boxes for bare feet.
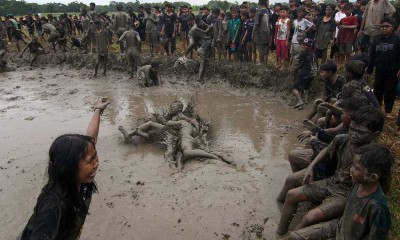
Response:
[118,126,133,140]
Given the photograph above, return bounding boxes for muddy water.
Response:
[0,68,305,239]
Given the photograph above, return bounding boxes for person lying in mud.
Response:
[276,105,386,236]
[20,97,110,239]
[93,20,109,77]
[19,36,46,68]
[137,62,160,86]
[288,144,393,240]
[118,100,234,168]
[118,25,142,79]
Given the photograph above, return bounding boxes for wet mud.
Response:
[1,62,307,239]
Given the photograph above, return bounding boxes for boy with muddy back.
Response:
[19,36,46,68]
[118,24,142,79]
[93,20,108,77]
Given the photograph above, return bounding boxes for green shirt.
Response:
[228,18,241,43]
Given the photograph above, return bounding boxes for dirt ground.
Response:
[0,63,308,240]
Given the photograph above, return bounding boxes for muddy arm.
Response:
[86,97,110,144]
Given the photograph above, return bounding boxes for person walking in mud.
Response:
[20,97,110,239]
[118,100,234,168]
[113,4,131,53]
[19,36,46,68]
[118,24,142,79]
[41,17,60,53]
[93,20,109,77]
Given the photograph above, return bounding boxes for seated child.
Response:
[289,143,393,240]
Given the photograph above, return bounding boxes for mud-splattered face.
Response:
[348,121,374,146]
[170,102,183,115]
[350,154,367,183]
[78,143,99,184]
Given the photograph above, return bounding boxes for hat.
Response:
[345,60,366,76]
[302,38,313,46]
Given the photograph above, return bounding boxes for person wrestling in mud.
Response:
[118,100,234,168]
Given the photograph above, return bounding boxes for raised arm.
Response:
[86,97,110,144]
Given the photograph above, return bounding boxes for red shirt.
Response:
[338,16,358,44]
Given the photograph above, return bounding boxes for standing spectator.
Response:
[275,5,291,70]
[242,8,257,62]
[137,6,146,41]
[353,0,368,53]
[154,6,164,55]
[358,0,396,52]
[366,17,400,119]
[337,3,358,65]
[314,4,336,64]
[331,0,347,61]
[227,7,242,61]
[271,3,282,52]
[162,3,177,55]
[253,0,272,64]
[144,5,158,56]
[290,7,313,75]
[178,5,193,54]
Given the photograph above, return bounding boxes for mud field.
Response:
[0,56,307,239]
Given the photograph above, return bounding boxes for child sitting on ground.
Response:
[289,143,393,240]
[292,38,317,109]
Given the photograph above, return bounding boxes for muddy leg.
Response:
[277,187,308,235]
[102,55,107,76]
[276,169,305,202]
[118,126,138,140]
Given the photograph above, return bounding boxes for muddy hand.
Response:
[96,97,111,112]
[302,119,316,131]
[297,131,311,142]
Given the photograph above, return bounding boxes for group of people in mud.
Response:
[4,0,400,239]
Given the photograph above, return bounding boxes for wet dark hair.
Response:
[381,16,396,26]
[319,60,337,73]
[360,0,369,6]
[341,0,349,4]
[34,134,97,226]
[182,5,188,9]
[212,8,221,15]
[280,5,290,12]
[326,4,336,11]
[274,3,283,8]
[241,11,250,19]
[232,7,240,13]
[355,143,394,182]
[352,105,384,132]
[297,7,306,13]
[116,4,123,11]
[350,52,370,66]
[258,0,268,6]
[341,97,368,113]
[90,2,95,7]
[343,3,354,11]
[165,3,173,8]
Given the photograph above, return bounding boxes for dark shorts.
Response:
[302,179,347,219]
[257,42,270,55]
[13,31,23,41]
[338,43,352,54]
[293,77,313,91]
[361,34,381,51]
[289,219,338,240]
[96,52,108,64]
[315,48,327,59]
